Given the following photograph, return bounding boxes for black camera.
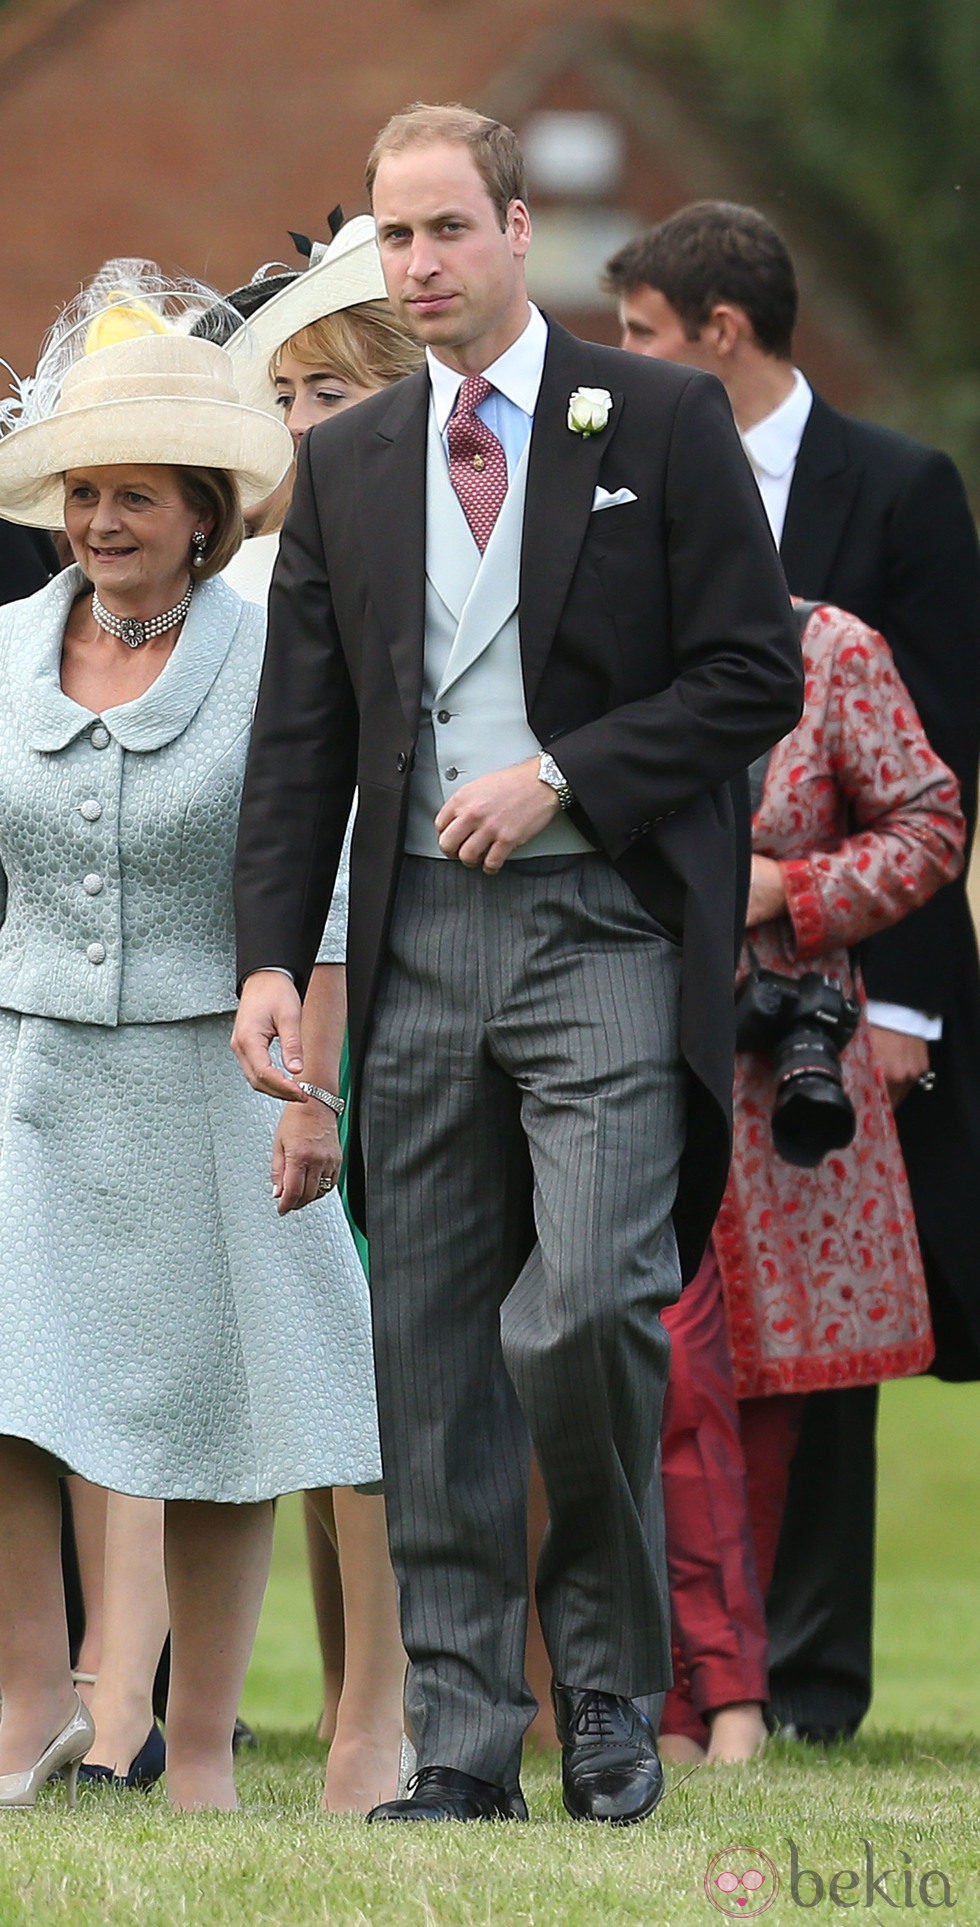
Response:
[734,964,861,1168]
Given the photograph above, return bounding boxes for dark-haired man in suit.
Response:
[233,114,801,1823]
[608,199,980,1742]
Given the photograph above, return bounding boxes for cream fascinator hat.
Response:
[222,213,387,412]
[0,258,293,528]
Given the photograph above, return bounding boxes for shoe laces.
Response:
[570,1692,623,1744]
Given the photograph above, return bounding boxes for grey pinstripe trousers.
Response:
[361,853,685,1784]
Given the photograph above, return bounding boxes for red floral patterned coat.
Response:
[715,604,965,1398]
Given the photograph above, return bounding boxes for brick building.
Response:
[0,0,881,404]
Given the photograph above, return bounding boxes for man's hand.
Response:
[434,758,559,873]
[868,1023,930,1110]
[231,969,308,1102]
[746,854,787,926]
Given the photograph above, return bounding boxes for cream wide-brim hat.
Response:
[0,332,294,528]
[224,214,388,413]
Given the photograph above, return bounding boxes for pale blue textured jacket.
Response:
[0,566,345,1026]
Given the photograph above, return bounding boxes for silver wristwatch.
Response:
[538,751,574,812]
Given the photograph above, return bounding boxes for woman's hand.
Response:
[272,1096,342,1215]
[746,855,787,927]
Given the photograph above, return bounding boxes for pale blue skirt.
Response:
[0,1008,382,1500]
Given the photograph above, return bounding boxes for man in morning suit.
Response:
[607,200,980,1741]
[232,112,802,1823]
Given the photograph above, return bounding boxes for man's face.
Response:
[618,285,713,369]
[373,140,531,367]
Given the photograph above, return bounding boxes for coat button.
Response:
[446,766,459,781]
[90,724,110,749]
[86,941,106,965]
[437,709,451,724]
[79,799,103,822]
[82,874,104,896]
[396,751,408,773]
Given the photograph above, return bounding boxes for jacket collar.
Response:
[779,391,860,592]
[518,318,624,710]
[16,565,241,753]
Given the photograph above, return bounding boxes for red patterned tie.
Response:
[446,374,508,553]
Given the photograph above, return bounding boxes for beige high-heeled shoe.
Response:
[0,1693,95,1809]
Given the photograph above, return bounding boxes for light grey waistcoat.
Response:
[404,404,593,860]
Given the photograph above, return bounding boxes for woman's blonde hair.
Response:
[273,299,422,392]
[177,467,244,578]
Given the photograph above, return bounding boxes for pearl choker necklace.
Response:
[92,583,193,649]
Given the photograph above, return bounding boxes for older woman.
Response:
[0,264,383,1811]
[658,598,965,1763]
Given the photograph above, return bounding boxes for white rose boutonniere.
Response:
[567,386,613,437]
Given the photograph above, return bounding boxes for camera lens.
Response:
[770,1030,857,1167]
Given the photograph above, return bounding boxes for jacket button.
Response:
[79,798,103,822]
[446,766,459,781]
[82,874,104,896]
[437,709,451,724]
[86,941,106,965]
[396,751,408,773]
[90,724,110,750]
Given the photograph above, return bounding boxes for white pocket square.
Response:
[591,485,638,512]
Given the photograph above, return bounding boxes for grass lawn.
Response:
[0,1375,976,1925]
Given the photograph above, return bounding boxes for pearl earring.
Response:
[191,530,207,566]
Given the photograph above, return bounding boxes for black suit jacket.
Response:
[782,392,980,1358]
[0,520,58,605]
[235,321,803,1278]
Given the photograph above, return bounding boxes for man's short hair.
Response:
[605,202,797,358]
[365,103,528,231]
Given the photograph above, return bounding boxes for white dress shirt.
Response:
[741,367,813,548]
[742,370,939,1042]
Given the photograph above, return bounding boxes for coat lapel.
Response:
[780,393,860,596]
[425,404,479,623]
[519,321,624,711]
[354,367,429,727]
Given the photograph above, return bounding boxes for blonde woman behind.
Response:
[223,220,422,1810]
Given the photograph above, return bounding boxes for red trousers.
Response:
[660,1247,805,1745]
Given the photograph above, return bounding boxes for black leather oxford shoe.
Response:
[367,1765,529,1823]
[552,1685,665,1825]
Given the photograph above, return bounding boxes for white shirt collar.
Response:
[741,368,813,479]
[426,303,548,432]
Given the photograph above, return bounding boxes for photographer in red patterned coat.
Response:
[608,202,980,1742]
[657,598,964,1762]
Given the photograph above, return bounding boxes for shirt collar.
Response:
[426,303,548,433]
[741,368,813,479]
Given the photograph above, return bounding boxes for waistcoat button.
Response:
[446,766,459,781]
[86,941,107,965]
[437,709,451,724]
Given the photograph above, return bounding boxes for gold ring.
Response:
[315,1173,336,1197]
